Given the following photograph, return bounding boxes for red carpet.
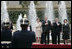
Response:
[1,43,71,48]
[32,44,71,48]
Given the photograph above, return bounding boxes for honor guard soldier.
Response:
[1,19,12,41]
[1,19,12,48]
[12,14,36,48]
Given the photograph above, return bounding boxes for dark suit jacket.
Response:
[52,22,62,35]
[42,20,51,34]
[12,30,36,48]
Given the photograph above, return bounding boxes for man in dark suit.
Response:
[41,17,51,44]
[51,18,62,44]
[12,17,36,48]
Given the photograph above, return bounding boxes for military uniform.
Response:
[1,18,12,48]
[11,14,36,48]
[12,30,36,48]
[1,28,12,41]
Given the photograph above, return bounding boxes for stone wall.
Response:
[7,1,71,9]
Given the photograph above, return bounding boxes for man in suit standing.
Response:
[41,17,51,44]
[51,18,62,44]
[12,16,36,48]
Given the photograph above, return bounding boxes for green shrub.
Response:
[8,9,71,24]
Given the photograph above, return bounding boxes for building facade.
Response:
[7,1,71,9]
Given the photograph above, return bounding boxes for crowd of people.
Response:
[1,16,70,48]
[35,17,70,45]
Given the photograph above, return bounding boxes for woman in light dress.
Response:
[36,18,42,43]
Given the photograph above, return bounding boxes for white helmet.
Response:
[20,14,29,25]
[2,19,10,27]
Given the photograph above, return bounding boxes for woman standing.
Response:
[36,18,42,43]
[62,19,70,44]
